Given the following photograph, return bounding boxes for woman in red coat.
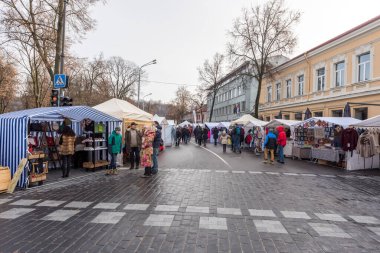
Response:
[276,125,287,164]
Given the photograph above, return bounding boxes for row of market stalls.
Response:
[0,98,177,189]
[205,113,380,172]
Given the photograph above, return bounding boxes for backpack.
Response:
[235,127,241,135]
[245,135,252,144]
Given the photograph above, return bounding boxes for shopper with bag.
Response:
[219,131,228,153]
[141,126,155,177]
[263,129,277,165]
[59,125,76,178]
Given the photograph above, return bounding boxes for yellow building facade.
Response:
[259,15,380,121]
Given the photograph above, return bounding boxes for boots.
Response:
[130,160,134,170]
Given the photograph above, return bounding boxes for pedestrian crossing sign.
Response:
[54,74,67,88]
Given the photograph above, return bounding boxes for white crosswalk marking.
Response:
[91,212,125,224]
[42,210,80,221]
[0,208,35,219]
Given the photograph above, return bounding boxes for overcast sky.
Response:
[73,0,380,103]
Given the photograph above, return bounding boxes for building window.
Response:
[241,101,246,112]
[266,116,271,121]
[331,110,343,117]
[314,111,323,117]
[267,86,272,102]
[335,61,345,87]
[283,115,290,120]
[354,107,368,120]
[228,90,232,99]
[237,86,241,96]
[297,75,304,96]
[317,68,325,91]
[276,83,281,101]
[286,79,292,98]
[295,112,302,120]
[358,52,370,82]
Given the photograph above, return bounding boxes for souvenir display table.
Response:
[292,146,312,160]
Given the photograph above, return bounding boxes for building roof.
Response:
[275,15,380,71]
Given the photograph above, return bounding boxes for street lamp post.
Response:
[142,93,152,111]
[137,59,157,108]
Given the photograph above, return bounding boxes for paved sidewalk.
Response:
[0,143,379,253]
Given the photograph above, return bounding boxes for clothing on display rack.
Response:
[356,132,376,158]
[341,128,359,152]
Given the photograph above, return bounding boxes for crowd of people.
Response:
[107,121,162,177]
[104,122,288,178]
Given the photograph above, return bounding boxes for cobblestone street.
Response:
[1,143,380,253]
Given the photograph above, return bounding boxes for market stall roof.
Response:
[205,122,219,129]
[153,114,168,125]
[0,106,121,122]
[264,119,301,128]
[217,122,231,129]
[293,117,362,128]
[179,120,191,127]
[93,98,153,122]
[245,119,268,128]
[350,115,380,127]
[232,114,266,126]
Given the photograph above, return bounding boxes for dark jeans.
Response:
[110,153,117,169]
[214,137,218,146]
[130,147,140,168]
[152,148,159,174]
[61,155,72,177]
[197,138,202,146]
[223,144,227,153]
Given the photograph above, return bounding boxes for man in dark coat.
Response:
[152,121,162,174]
[202,127,209,147]
[212,127,219,146]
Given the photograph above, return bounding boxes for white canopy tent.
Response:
[293,117,362,128]
[204,122,220,144]
[167,120,175,126]
[245,119,268,128]
[264,119,301,128]
[350,115,380,127]
[153,114,172,147]
[179,120,192,127]
[232,114,265,125]
[217,122,231,129]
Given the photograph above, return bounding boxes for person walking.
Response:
[171,125,176,146]
[263,129,277,165]
[276,125,287,164]
[195,125,203,146]
[212,127,219,146]
[59,125,76,178]
[220,131,228,153]
[175,127,182,146]
[152,121,162,174]
[125,122,142,170]
[202,126,209,147]
[141,126,155,177]
[233,125,242,153]
[107,126,122,175]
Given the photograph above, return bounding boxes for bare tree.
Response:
[0,54,18,113]
[191,86,208,123]
[171,86,192,122]
[227,0,300,117]
[105,57,140,100]
[198,53,225,122]
[0,0,102,81]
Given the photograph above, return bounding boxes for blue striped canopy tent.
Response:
[0,106,121,188]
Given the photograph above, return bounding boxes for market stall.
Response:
[179,120,192,128]
[346,115,380,170]
[0,106,121,188]
[264,119,301,157]
[204,122,220,144]
[292,117,362,167]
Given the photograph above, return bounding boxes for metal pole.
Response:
[137,68,141,108]
[58,0,68,107]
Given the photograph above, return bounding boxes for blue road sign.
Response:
[54,74,66,88]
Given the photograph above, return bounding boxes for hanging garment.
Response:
[314,127,325,139]
[341,128,359,152]
[356,132,376,158]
